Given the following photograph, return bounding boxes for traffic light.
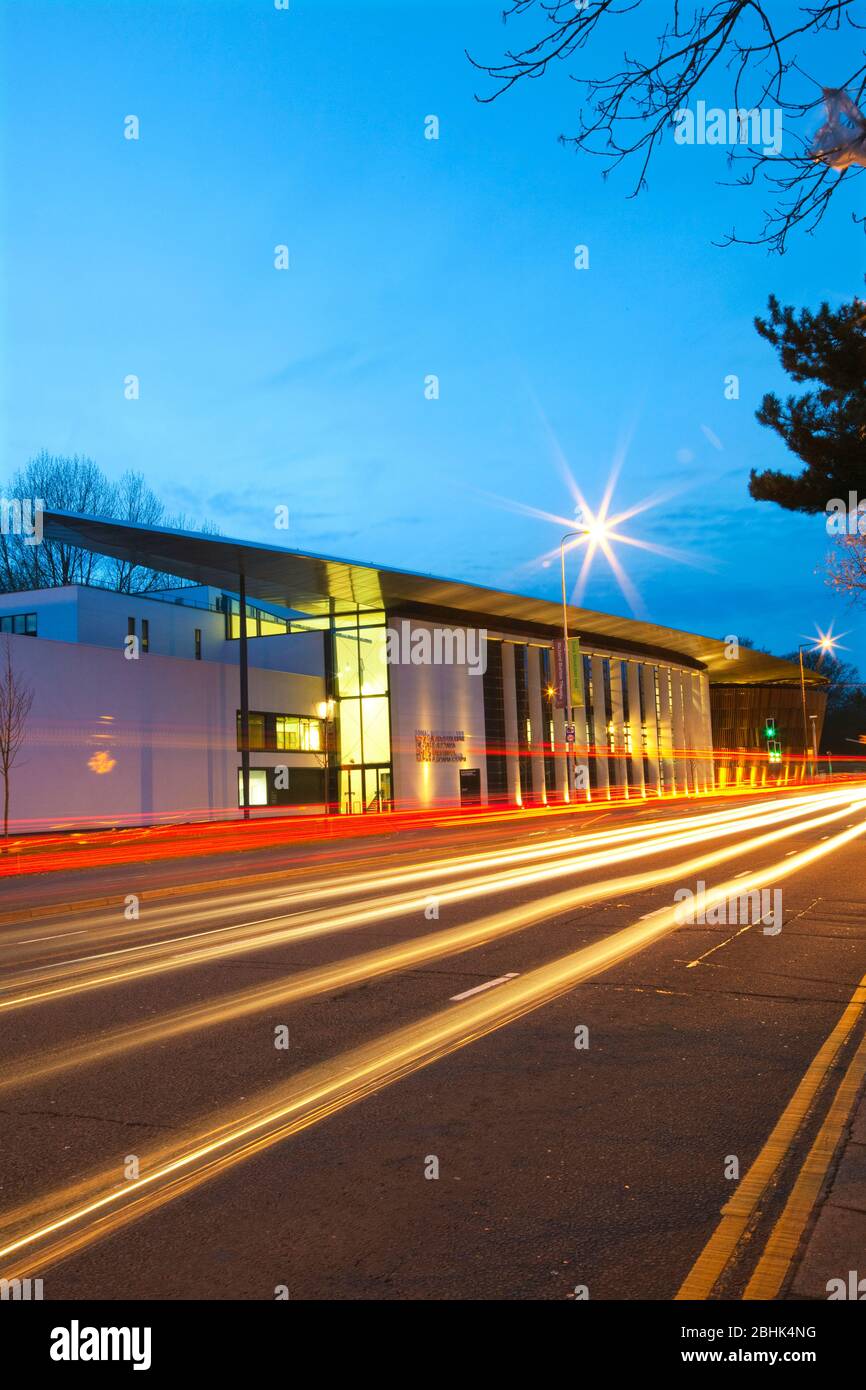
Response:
[768,739,782,765]
[764,716,777,740]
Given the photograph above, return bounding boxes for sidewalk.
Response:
[787,1071,866,1299]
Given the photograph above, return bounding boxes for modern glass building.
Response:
[0,510,826,830]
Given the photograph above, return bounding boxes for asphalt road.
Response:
[1,781,866,1300]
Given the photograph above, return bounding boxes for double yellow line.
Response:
[677,974,866,1300]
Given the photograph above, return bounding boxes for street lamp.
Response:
[798,633,838,776]
[315,699,336,813]
[560,529,584,803]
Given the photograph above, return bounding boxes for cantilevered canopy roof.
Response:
[42,510,818,686]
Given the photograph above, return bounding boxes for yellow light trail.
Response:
[2,786,862,1014]
[4,792,862,1092]
[1,784,844,951]
[0,809,864,1282]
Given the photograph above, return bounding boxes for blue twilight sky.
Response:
[1,0,863,667]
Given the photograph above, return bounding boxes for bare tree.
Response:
[0,451,217,595]
[469,1,866,252]
[0,635,34,842]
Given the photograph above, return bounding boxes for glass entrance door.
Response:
[340,766,392,813]
[340,768,364,814]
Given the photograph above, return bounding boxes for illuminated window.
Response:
[361,696,390,763]
[236,711,324,752]
[224,597,290,639]
[338,700,363,765]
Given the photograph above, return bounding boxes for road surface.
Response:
[1,782,865,1300]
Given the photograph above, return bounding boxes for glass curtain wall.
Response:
[539,647,556,797]
[331,607,392,813]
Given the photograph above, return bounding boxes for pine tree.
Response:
[749,288,866,513]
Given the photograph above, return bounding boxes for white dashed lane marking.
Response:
[450,973,519,1001]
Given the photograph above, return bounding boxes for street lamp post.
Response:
[316,699,336,814]
[798,634,837,780]
[798,644,810,776]
[560,530,583,803]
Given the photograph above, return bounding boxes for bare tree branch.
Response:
[1,451,218,595]
[469,1,866,252]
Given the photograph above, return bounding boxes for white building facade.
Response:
[0,511,812,831]
[1,582,715,831]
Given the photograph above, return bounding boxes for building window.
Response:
[236,710,324,752]
[601,659,615,758]
[141,618,149,653]
[195,628,202,660]
[621,662,634,760]
[482,638,508,801]
[330,608,392,813]
[127,617,136,637]
[223,597,291,639]
[0,612,37,635]
[539,647,556,795]
[237,766,325,807]
[583,653,599,789]
[513,644,533,803]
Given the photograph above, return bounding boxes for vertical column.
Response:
[501,642,520,805]
[690,673,708,792]
[641,664,660,795]
[572,697,591,802]
[609,660,628,797]
[591,654,610,799]
[699,673,714,791]
[238,571,250,819]
[670,669,689,794]
[627,662,645,797]
[657,666,675,795]
[527,647,547,803]
[683,672,697,795]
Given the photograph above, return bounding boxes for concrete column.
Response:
[626,661,646,796]
[501,642,520,805]
[527,646,547,804]
[670,669,689,793]
[573,697,591,802]
[591,654,610,799]
[238,571,251,819]
[691,673,710,792]
[608,659,629,797]
[699,673,714,791]
[641,663,661,795]
[683,672,698,792]
[657,666,675,795]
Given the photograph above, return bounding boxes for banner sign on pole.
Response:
[553,639,567,709]
[568,637,584,708]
